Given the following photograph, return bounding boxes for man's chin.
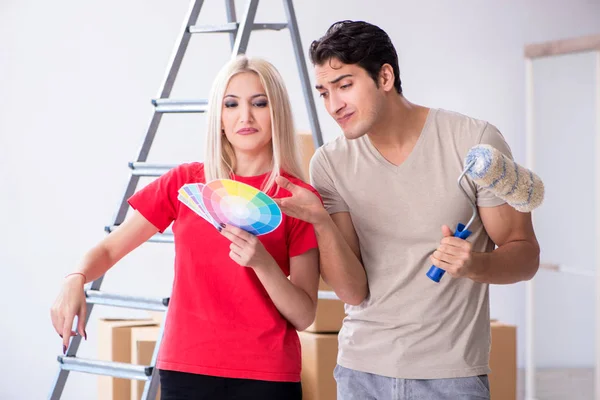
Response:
[341,129,367,140]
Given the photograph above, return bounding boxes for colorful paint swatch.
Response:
[177,179,282,236]
[202,179,282,236]
[178,183,221,230]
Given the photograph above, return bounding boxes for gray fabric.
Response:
[334,364,490,400]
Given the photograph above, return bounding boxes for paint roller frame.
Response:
[425,158,478,283]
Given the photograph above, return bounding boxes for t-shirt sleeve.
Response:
[286,183,320,258]
[127,164,186,232]
[287,216,318,258]
[475,123,514,208]
[309,148,349,214]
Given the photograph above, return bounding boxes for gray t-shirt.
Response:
[310,108,512,379]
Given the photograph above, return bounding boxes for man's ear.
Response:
[379,64,395,92]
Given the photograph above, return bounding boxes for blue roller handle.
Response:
[426,223,472,282]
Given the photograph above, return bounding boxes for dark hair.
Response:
[309,20,402,94]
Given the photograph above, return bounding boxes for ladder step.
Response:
[105,225,174,243]
[85,289,169,311]
[188,22,287,34]
[152,98,208,113]
[189,22,237,33]
[58,356,152,380]
[129,162,178,177]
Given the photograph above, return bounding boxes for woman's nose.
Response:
[240,104,253,123]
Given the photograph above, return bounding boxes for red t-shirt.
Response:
[127,162,319,382]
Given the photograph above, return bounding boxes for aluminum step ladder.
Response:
[48,1,323,399]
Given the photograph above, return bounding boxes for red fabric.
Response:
[127,163,318,382]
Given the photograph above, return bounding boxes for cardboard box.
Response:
[130,326,162,400]
[97,319,157,400]
[299,332,338,400]
[297,131,316,180]
[489,321,517,400]
[147,311,165,325]
[306,297,346,333]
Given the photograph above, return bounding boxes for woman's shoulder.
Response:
[170,162,205,182]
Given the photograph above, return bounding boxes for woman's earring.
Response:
[221,128,225,135]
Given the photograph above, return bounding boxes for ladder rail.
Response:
[282,0,323,148]
[231,0,259,56]
[225,0,237,48]
[141,309,169,400]
[111,0,205,227]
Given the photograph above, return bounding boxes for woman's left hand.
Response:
[220,224,275,269]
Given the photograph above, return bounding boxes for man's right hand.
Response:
[50,274,87,353]
[274,176,328,225]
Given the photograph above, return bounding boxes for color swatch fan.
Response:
[178,179,282,236]
[177,183,221,230]
[202,179,282,235]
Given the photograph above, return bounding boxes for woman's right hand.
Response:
[50,274,87,353]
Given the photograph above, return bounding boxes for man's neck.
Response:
[367,95,430,166]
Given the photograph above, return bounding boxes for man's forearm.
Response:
[470,240,540,284]
[314,216,368,305]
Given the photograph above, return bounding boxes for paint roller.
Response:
[426,144,545,282]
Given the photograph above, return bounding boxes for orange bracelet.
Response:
[65,272,87,282]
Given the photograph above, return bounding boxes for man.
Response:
[274,20,540,399]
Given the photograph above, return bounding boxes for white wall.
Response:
[1,0,599,398]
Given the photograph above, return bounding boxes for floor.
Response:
[517,368,595,400]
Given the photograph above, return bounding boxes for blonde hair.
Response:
[204,55,305,192]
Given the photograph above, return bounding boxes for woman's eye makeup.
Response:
[224,100,268,108]
[253,100,268,107]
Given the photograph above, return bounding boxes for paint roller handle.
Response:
[426,223,472,282]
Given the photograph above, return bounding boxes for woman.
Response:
[50,55,321,400]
